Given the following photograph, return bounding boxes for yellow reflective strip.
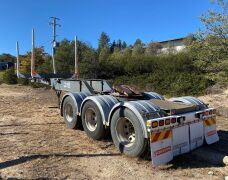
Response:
[204,119,210,127]
[157,131,165,141]
[151,132,161,142]
[211,117,216,124]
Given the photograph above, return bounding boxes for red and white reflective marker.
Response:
[204,124,219,144]
[189,121,204,150]
[172,125,190,156]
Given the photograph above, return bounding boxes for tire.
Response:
[81,100,105,140]
[62,96,78,129]
[110,108,147,157]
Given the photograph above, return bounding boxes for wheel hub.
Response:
[85,108,97,131]
[116,117,136,146]
[65,103,73,122]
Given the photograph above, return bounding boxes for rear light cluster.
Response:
[195,108,216,119]
[148,116,184,128]
[205,109,216,116]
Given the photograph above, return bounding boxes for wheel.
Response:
[81,100,105,140]
[110,108,147,157]
[62,96,78,129]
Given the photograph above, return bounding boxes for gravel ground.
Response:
[0,84,227,180]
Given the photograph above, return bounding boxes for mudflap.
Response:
[172,125,190,156]
[189,121,204,150]
[204,117,219,144]
[150,129,173,166]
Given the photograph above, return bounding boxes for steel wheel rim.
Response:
[65,103,73,122]
[85,108,97,132]
[116,117,136,147]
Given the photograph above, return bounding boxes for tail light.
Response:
[209,110,213,115]
[171,118,176,123]
[152,121,158,128]
[204,111,209,116]
[159,120,164,126]
[165,119,170,125]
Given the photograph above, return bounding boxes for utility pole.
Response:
[75,36,79,79]
[16,41,19,77]
[49,17,61,74]
[31,29,35,77]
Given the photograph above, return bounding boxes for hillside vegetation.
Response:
[0,0,227,96]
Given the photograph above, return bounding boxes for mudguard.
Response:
[204,116,219,144]
[169,96,207,110]
[172,125,190,156]
[189,121,204,150]
[150,129,173,166]
[60,92,91,116]
[108,100,161,138]
[143,92,165,100]
[80,95,119,125]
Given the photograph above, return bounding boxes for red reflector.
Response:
[209,110,213,115]
[165,119,170,125]
[213,109,216,114]
[159,120,164,126]
[171,118,176,123]
[152,121,158,128]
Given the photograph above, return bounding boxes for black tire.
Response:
[81,100,105,140]
[110,108,147,157]
[62,96,78,129]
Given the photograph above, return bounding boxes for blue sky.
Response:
[0,0,218,55]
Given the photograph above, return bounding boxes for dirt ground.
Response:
[0,84,227,180]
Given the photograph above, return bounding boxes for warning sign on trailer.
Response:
[150,130,173,166]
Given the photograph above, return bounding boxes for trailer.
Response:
[15,32,219,166]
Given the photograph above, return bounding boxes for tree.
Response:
[132,39,144,56]
[99,47,110,61]
[134,39,143,46]
[20,47,47,73]
[186,0,228,76]
[122,41,127,49]
[98,32,110,53]
[123,47,132,57]
[110,40,116,53]
[0,53,16,63]
[55,39,97,74]
[145,42,162,56]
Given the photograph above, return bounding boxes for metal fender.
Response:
[108,100,161,138]
[204,117,219,144]
[169,96,207,109]
[60,92,91,116]
[143,92,165,100]
[80,95,119,125]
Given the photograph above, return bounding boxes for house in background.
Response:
[0,62,14,71]
[159,37,185,53]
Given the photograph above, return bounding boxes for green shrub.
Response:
[114,72,211,97]
[17,78,29,85]
[17,78,29,86]
[0,71,4,84]
[1,69,17,84]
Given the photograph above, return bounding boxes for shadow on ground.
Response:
[165,130,228,170]
[0,153,121,170]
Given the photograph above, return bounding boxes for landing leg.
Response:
[55,90,62,108]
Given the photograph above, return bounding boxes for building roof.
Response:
[159,37,185,44]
